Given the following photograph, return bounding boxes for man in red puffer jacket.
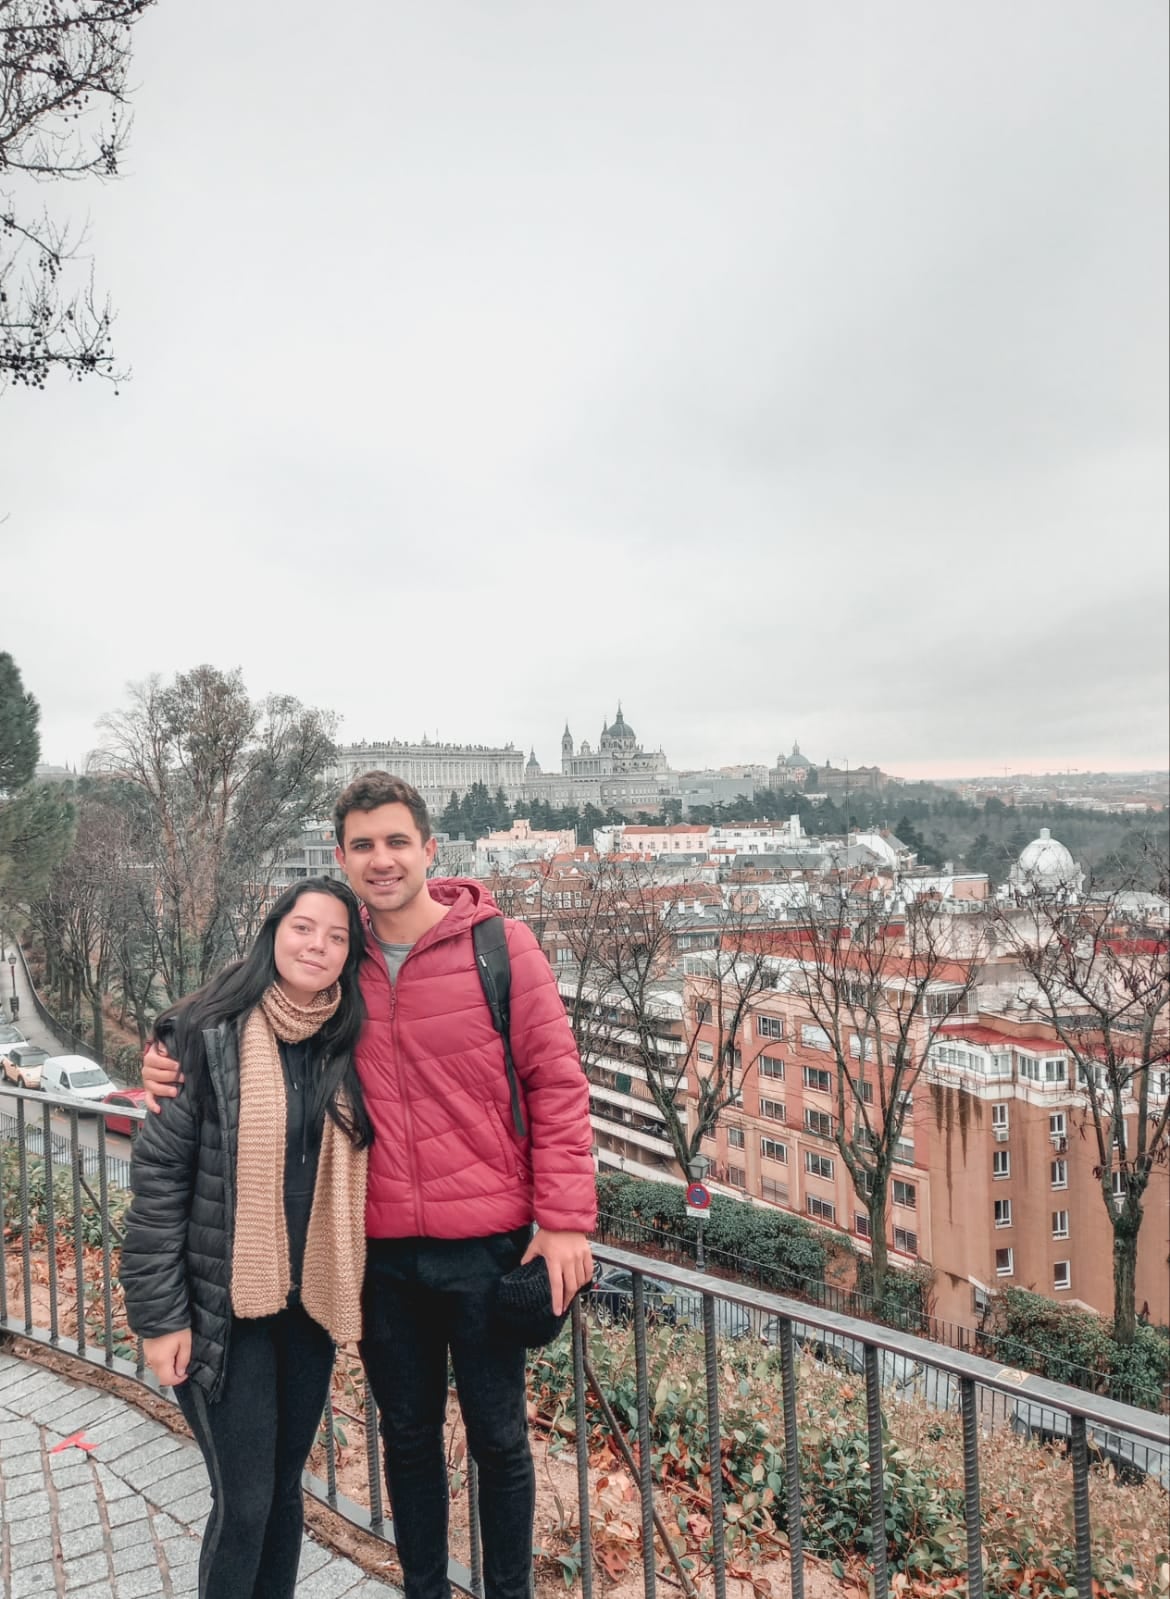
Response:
[334,771,595,1599]
[145,771,595,1599]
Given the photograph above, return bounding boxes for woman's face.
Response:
[272,892,351,1004]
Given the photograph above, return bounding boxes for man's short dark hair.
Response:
[334,771,432,848]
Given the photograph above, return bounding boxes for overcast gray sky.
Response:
[3,0,1167,780]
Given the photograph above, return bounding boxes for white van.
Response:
[39,1054,115,1106]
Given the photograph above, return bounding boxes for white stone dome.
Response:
[1016,827,1078,887]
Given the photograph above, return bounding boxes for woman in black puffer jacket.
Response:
[120,876,372,1599]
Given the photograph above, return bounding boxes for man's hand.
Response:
[143,1329,191,1388]
[142,1040,183,1115]
[522,1229,593,1317]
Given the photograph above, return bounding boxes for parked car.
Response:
[1,1043,49,1089]
[1011,1399,1170,1488]
[101,1087,149,1137]
[39,1054,116,1106]
[588,1266,753,1340]
[0,1022,28,1050]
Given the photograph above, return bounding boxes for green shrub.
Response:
[987,1287,1169,1410]
[595,1171,830,1295]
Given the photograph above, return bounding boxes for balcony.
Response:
[2,1086,1167,1599]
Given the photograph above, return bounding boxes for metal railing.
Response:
[2,1085,1167,1599]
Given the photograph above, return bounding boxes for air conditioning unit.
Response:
[994,1127,1009,1142]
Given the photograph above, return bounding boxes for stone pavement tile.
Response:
[95,1417,172,1464]
[109,1518,151,1552]
[6,1533,54,1568]
[294,1560,371,1598]
[39,1388,126,1431]
[112,1540,160,1575]
[0,1368,77,1409]
[299,1537,334,1576]
[166,1485,212,1523]
[57,1494,104,1531]
[10,1561,59,1599]
[162,1534,200,1568]
[1,1443,42,1475]
[86,1402,166,1447]
[146,1462,209,1507]
[8,1512,52,1545]
[115,1574,166,1599]
[6,1487,54,1521]
[61,1551,112,1591]
[48,1460,99,1491]
[5,1466,48,1499]
[105,1493,151,1527]
[0,1416,39,1443]
[96,1462,140,1500]
[348,1582,404,1596]
[60,1519,107,1559]
[151,1510,188,1540]
[113,1437,191,1491]
[68,1587,119,1599]
[171,1571,199,1598]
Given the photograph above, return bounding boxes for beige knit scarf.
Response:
[231,983,367,1343]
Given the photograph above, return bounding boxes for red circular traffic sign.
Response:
[685,1181,711,1210]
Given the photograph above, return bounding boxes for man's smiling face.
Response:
[335,801,437,915]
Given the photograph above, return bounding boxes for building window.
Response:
[761,1137,788,1164]
[806,1195,836,1223]
[698,1041,714,1062]
[972,1285,991,1316]
[1111,1170,1126,1199]
[857,1080,874,1104]
[1053,1261,1071,1291]
[993,1150,1010,1179]
[1052,1209,1069,1240]
[894,1137,916,1166]
[1044,1058,1067,1083]
[849,1033,877,1061]
[727,1126,745,1149]
[1049,1112,1066,1142]
[804,1108,834,1138]
[727,1165,746,1189]
[995,1248,1014,1278]
[893,1226,918,1255]
[801,1023,832,1052]
[805,1150,835,1180]
[991,1102,1009,1133]
[802,1065,833,1094]
[994,1198,1012,1228]
[892,1180,916,1209]
[757,1015,784,1040]
[696,1001,712,1025]
[761,1176,789,1205]
[759,1055,785,1080]
[759,1097,787,1123]
[855,1213,871,1239]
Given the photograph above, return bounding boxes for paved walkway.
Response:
[0,1348,401,1598]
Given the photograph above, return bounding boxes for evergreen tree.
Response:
[0,654,75,905]
[0,653,40,793]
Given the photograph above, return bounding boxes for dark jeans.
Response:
[360,1229,533,1599]
[175,1302,335,1599]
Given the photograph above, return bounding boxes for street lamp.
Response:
[7,952,17,1020]
[687,1153,711,1270]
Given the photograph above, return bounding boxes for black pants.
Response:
[361,1230,534,1599]
[176,1302,335,1599]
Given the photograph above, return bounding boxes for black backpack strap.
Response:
[473,915,527,1138]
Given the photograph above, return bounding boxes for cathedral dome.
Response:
[1016,828,1078,888]
[603,706,636,743]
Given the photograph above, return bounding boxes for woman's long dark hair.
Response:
[158,876,373,1148]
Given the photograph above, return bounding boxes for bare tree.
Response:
[990,872,1170,1344]
[97,666,338,1000]
[566,860,776,1177]
[1,0,154,388]
[788,884,983,1304]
